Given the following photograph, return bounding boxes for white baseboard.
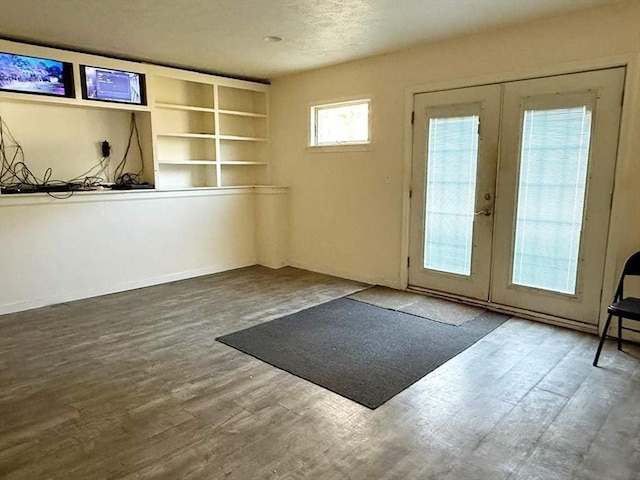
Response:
[287,259,400,289]
[0,261,257,316]
[257,259,290,270]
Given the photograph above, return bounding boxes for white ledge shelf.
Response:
[157,133,217,139]
[218,109,267,118]
[157,160,266,165]
[155,102,216,113]
[0,185,288,206]
[158,159,217,165]
[1,91,152,112]
[220,161,267,165]
[219,135,267,142]
[157,134,267,141]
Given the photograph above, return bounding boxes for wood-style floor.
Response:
[0,266,638,479]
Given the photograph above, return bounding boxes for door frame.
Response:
[399,54,639,332]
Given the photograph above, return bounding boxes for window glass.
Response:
[310,100,370,146]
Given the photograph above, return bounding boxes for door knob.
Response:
[474,209,492,217]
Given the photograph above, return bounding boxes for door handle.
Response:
[474,209,492,217]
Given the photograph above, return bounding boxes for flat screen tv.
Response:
[0,52,74,98]
[80,65,146,105]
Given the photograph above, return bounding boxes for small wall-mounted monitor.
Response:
[80,65,147,105]
[0,52,75,98]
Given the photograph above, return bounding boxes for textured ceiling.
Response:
[0,0,617,81]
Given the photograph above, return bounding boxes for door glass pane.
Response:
[424,115,479,275]
[512,106,592,294]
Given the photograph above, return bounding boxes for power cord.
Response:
[0,116,70,197]
[1,113,148,196]
[113,113,144,185]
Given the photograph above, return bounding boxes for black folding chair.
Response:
[593,251,640,366]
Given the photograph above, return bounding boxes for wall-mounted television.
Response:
[80,65,146,105]
[0,52,74,98]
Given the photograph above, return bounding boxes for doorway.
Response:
[408,68,624,324]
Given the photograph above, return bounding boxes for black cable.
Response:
[69,155,111,186]
[114,113,144,185]
[46,190,74,199]
[1,117,43,188]
[0,117,30,186]
[0,113,146,196]
[0,116,73,195]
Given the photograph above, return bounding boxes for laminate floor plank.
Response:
[1,266,639,479]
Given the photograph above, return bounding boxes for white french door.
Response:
[409,84,501,299]
[409,68,625,324]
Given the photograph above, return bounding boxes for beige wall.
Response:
[0,191,258,314]
[269,1,640,326]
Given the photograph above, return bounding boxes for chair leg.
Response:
[593,314,614,367]
[617,316,623,350]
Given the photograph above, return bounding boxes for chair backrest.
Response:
[622,251,640,277]
[615,251,640,299]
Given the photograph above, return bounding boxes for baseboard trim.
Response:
[287,260,398,288]
[0,261,257,315]
[257,259,290,269]
[407,285,599,335]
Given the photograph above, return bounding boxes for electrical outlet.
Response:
[101,140,111,157]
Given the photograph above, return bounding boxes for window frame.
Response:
[308,98,371,149]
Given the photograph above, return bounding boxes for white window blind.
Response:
[512,106,592,294]
[423,115,479,276]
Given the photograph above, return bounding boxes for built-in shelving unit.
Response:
[0,39,270,193]
[150,72,268,189]
[0,40,289,318]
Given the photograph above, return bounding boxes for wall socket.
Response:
[101,140,111,157]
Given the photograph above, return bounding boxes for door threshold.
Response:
[406,285,598,335]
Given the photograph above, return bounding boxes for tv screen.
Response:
[81,65,146,105]
[0,52,74,98]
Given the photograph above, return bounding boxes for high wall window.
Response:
[309,99,370,146]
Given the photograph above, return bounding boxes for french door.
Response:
[408,68,624,324]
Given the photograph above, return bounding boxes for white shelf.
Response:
[155,105,264,118]
[220,161,267,165]
[157,160,267,166]
[155,185,255,192]
[218,109,267,118]
[158,159,217,165]
[155,102,216,113]
[219,135,267,142]
[157,132,217,139]
[0,90,151,112]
